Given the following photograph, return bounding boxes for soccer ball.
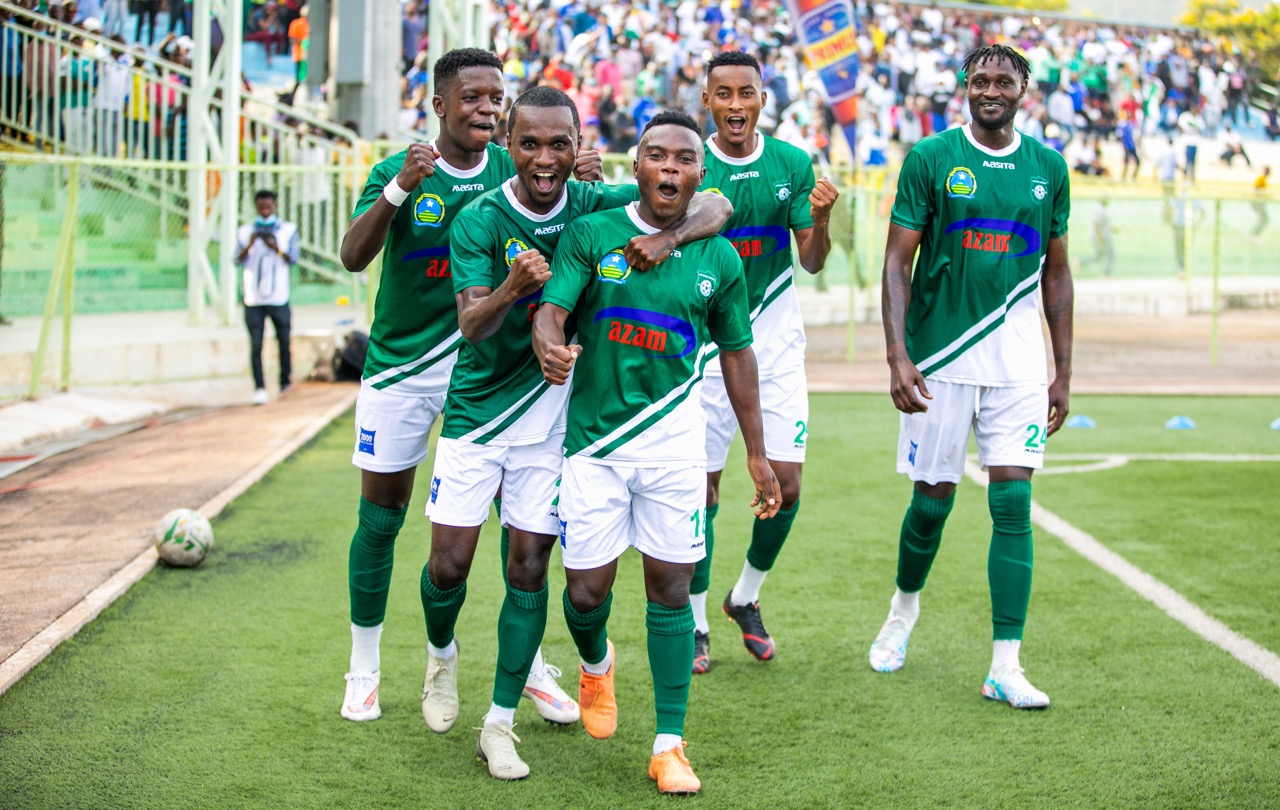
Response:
[154,508,214,567]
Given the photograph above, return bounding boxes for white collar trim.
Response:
[961,124,1021,157]
[625,202,661,234]
[429,140,489,178]
[706,132,764,166]
[501,178,568,222]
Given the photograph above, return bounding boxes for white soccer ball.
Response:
[154,508,214,567]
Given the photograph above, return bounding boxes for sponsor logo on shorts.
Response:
[430,476,441,503]
[358,428,376,455]
[559,519,568,548]
[908,440,918,466]
[691,540,705,549]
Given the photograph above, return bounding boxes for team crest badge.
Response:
[696,271,716,299]
[702,187,724,197]
[945,167,977,199]
[596,249,630,284]
[504,238,528,267]
[775,182,792,201]
[413,193,445,227]
[1030,177,1049,202]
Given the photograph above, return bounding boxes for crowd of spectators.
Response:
[396,0,1276,176]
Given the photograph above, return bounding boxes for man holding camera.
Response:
[236,189,299,405]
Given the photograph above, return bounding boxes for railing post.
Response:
[59,166,78,391]
[1211,197,1222,367]
[29,163,79,398]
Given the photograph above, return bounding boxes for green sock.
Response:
[563,589,612,665]
[745,500,800,571]
[419,566,468,649]
[646,601,695,736]
[895,490,955,593]
[495,497,510,588]
[988,480,1033,641]
[689,502,719,594]
[348,497,406,627]
[492,584,548,709]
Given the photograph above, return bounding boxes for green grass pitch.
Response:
[2,394,1278,807]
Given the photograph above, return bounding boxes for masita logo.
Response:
[945,217,1042,258]
[724,225,790,260]
[983,160,1015,170]
[596,249,631,284]
[945,167,977,199]
[534,223,563,236]
[730,171,760,181]
[594,306,696,359]
[413,193,445,227]
[452,183,484,192]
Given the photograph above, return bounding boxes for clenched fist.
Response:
[395,142,440,192]
[809,177,839,227]
[506,248,552,299]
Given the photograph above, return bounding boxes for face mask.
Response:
[255,214,278,227]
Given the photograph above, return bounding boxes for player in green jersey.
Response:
[868,45,1074,709]
[417,87,732,780]
[334,49,602,724]
[532,111,781,795]
[691,51,840,674]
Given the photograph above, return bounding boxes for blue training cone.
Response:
[1065,414,1096,429]
[1270,417,1280,430]
[1165,416,1196,430]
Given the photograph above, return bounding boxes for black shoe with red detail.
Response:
[692,631,711,675]
[722,591,776,661]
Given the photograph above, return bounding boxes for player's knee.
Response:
[705,473,721,508]
[778,475,802,509]
[506,550,550,592]
[565,578,609,614]
[427,552,470,591]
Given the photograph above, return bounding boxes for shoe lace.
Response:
[537,663,563,681]
[474,723,521,743]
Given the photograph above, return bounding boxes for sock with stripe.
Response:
[420,566,468,650]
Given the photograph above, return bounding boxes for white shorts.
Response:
[896,381,1048,484]
[704,365,809,472]
[558,457,707,570]
[351,380,445,473]
[424,435,564,536]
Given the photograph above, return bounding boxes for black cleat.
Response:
[692,631,711,675]
[722,591,776,661]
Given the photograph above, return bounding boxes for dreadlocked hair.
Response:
[962,45,1030,83]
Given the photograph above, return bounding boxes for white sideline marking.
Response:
[0,388,358,696]
[963,462,1280,689]
[1010,453,1280,476]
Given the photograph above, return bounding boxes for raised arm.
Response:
[792,177,839,274]
[881,222,929,414]
[1041,235,1074,436]
[720,347,780,519]
[457,249,551,344]
[340,143,438,273]
[624,191,734,270]
[532,303,578,385]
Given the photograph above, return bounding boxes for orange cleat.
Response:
[648,741,701,795]
[578,640,617,739]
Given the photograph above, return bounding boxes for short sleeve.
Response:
[1049,155,1071,239]
[450,206,497,295]
[889,146,933,231]
[542,220,593,314]
[788,151,816,231]
[706,241,752,351]
[573,180,639,214]
[350,157,398,221]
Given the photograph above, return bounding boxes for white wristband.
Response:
[383,180,410,207]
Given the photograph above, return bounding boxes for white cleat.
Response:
[476,721,530,780]
[341,671,381,721]
[982,665,1051,709]
[422,641,460,732]
[251,388,269,406]
[869,609,916,673]
[522,661,580,725]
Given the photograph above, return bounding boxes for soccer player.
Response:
[690,51,839,673]
[418,86,732,780]
[335,49,600,723]
[868,45,1074,709]
[532,111,781,795]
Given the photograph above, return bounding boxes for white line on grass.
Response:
[963,461,1280,690]
[0,388,358,696]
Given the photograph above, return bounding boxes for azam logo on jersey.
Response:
[596,249,631,284]
[595,306,696,358]
[413,193,445,227]
[945,218,1042,258]
[945,167,977,199]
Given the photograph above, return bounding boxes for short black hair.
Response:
[706,50,761,80]
[433,47,502,95]
[641,110,702,140]
[962,45,1030,83]
[509,85,580,139]
[254,189,277,202]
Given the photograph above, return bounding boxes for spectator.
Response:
[288,4,308,86]
[135,0,160,46]
[1080,199,1115,277]
[1251,166,1270,242]
[1117,109,1141,180]
[59,35,95,155]
[236,189,298,406]
[245,1,285,60]
[1219,122,1251,167]
[93,34,127,157]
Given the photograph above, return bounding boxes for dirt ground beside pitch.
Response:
[1,309,1277,681]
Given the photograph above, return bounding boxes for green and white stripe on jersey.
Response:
[914,263,1043,379]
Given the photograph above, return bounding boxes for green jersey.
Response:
[441,179,639,445]
[543,203,753,466]
[700,134,815,376]
[350,142,515,395]
[890,125,1069,386]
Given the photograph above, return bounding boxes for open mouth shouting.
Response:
[656,181,680,201]
[724,115,748,136]
[532,171,557,194]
